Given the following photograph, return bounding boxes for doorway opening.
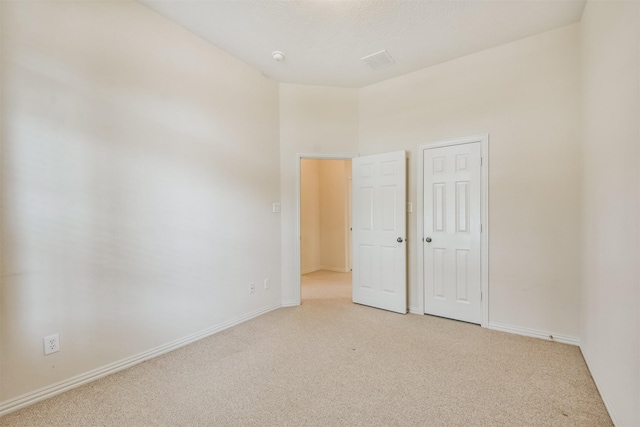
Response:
[296,155,354,303]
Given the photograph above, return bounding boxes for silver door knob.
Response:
[397,237,403,243]
[425,237,432,243]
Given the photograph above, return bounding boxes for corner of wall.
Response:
[579,1,640,425]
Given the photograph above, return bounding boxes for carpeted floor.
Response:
[0,270,612,426]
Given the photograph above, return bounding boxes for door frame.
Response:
[416,135,489,327]
[294,153,357,305]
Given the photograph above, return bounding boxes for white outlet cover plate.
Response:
[44,333,60,355]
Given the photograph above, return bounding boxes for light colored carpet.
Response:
[0,270,611,426]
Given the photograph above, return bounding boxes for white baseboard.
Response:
[281,299,299,307]
[0,303,281,418]
[319,265,350,273]
[487,321,580,346]
[408,306,421,315]
[301,266,349,274]
[580,346,618,426]
[301,266,320,275]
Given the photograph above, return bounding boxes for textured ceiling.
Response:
[138,0,586,88]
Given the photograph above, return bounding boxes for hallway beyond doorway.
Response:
[301,270,351,301]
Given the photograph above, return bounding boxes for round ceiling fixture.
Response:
[272,51,285,62]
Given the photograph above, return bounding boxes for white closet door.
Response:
[424,142,481,324]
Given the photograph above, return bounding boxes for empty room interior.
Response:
[0,0,639,425]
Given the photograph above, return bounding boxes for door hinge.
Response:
[480,292,483,301]
[480,224,483,232]
[481,157,483,166]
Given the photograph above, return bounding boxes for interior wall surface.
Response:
[580,1,640,425]
[358,25,582,340]
[319,160,350,273]
[0,1,4,394]
[279,84,358,305]
[0,0,281,401]
[300,159,321,274]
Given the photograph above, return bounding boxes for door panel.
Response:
[352,151,407,314]
[424,143,481,324]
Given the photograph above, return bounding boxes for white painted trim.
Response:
[0,303,281,418]
[481,138,489,327]
[417,135,489,326]
[408,307,421,315]
[580,347,618,426]
[416,149,425,316]
[488,322,580,346]
[294,153,357,306]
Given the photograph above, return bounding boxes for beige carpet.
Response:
[0,270,611,426]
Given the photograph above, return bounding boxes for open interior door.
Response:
[352,151,407,314]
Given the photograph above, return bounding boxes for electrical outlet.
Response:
[44,333,60,355]
[249,282,255,294]
[264,278,270,289]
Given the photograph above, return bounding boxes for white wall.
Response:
[279,84,358,305]
[300,159,321,274]
[580,1,640,425]
[359,25,582,340]
[0,1,3,395]
[0,0,281,403]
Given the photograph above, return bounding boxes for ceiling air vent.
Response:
[361,50,394,70]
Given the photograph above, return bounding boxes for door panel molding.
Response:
[352,150,407,314]
[416,135,489,326]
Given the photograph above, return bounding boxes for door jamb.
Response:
[416,135,489,327]
[294,153,358,305]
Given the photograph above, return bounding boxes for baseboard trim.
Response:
[301,267,350,275]
[0,303,282,418]
[579,346,618,426]
[487,321,580,346]
[319,266,350,273]
[408,306,421,315]
[301,267,320,275]
[281,299,299,307]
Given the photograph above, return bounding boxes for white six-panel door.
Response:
[423,142,481,324]
[352,151,407,314]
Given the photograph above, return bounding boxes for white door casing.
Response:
[423,141,482,324]
[352,151,407,314]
